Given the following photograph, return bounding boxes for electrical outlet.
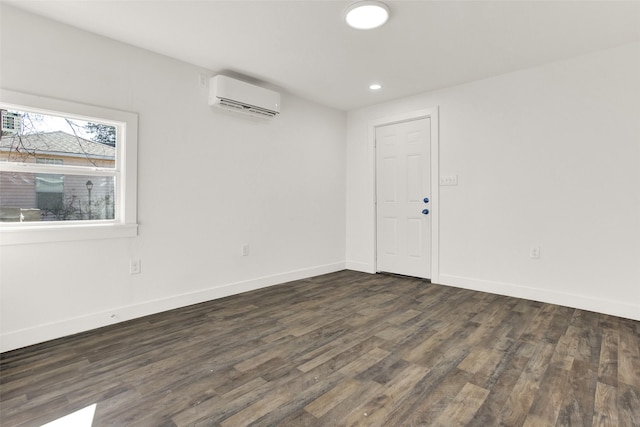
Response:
[130,259,141,274]
[530,246,540,259]
[440,175,458,186]
[241,244,250,257]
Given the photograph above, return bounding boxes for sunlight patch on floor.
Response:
[40,403,96,427]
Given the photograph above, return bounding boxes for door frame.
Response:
[370,107,439,282]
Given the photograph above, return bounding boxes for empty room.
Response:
[1,1,639,426]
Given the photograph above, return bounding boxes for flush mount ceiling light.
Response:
[345,1,390,30]
[369,83,382,90]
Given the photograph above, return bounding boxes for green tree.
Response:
[85,122,116,146]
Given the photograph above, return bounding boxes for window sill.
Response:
[0,222,138,246]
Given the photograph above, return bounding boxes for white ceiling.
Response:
[7,0,640,111]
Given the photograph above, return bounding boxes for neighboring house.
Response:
[0,131,116,221]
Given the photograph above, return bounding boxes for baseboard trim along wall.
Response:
[0,262,346,353]
[439,274,640,322]
[345,261,376,274]
[5,266,636,352]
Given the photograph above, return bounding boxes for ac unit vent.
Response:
[218,98,278,118]
[1,111,22,133]
[209,75,280,118]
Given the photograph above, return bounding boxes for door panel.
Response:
[380,158,397,202]
[407,154,422,202]
[380,218,398,255]
[376,118,431,278]
[407,218,423,258]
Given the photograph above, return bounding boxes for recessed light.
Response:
[345,1,390,30]
[369,83,382,90]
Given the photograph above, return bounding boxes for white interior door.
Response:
[376,118,431,278]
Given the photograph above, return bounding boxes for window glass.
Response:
[1,110,116,168]
[0,91,137,244]
[0,172,115,222]
[1,108,119,223]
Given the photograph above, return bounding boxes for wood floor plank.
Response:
[400,367,474,426]
[245,370,347,426]
[524,364,571,426]
[466,352,530,427]
[618,322,640,388]
[598,328,619,387]
[555,358,598,427]
[432,382,490,427]
[498,342,556,426]
[592,381,618,427]
[320,380,385,427]
[344,363,430,426]
[305,378,363,418]
[220,390,293,427]
[1,270,638,426]
[337,347,390,377]
[617,382,640,427]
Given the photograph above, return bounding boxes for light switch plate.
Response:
[440,175,458,186]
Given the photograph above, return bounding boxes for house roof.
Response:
[0,131,115,160]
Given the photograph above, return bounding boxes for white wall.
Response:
[2,6,638,353]
[0,6,346,351]
[347,41,640,321]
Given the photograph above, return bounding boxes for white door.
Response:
[376,118,431,278]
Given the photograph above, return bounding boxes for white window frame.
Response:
[0,90,138,245]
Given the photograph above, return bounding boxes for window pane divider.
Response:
[0,162,118,176]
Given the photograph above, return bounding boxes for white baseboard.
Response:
[345,260,375,274]
[1,262,346,353]
[439,274,640,322]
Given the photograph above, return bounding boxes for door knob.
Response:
[422,209,429,215]
[423,197,429,203]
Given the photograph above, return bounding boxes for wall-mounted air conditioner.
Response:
[208,75,280,118]
[1,110,22,133]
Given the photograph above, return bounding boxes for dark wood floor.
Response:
[1,270,639,426]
